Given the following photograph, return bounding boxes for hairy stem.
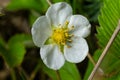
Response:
[18,67,29,80]
[29,63,41,80]
[87,53,96,66]
[10,69,16,80]
[46,0,52,5]
[56,70,61,80]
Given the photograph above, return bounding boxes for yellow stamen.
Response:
[51,28,69,45]
[51,21,74,46]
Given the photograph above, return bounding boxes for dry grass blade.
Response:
[88,20,120,80]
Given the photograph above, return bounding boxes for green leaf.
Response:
[0,37,7,55]
[83,0,103,22]
[85,0,120,79]
[6,42,26,67]
[8,34,32,48]
[60,62,81,80]
[7,0,49,12]
[42,65,57,80]
[43,61,81,80]
[0,34,32,67]
[7,34,32,67]
[97,0,120,75]
[106,72,120,80]
[0,37,5,48]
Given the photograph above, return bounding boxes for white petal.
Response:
[64,37,88,63]
[40,44,65,70]
[31,16,52,47]
[46,2,72,26]
[68,15,91,38]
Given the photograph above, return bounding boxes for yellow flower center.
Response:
[51,21,74,46]
[52,28,69,45]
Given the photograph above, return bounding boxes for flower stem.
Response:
[46,0,52,6]
[18,67,29,80]
[10,69,16,80]
[87,53,104,76]
[56,70,61,80]
[87,53,96,66]
[88,20,120,80]
[29,62,41,80]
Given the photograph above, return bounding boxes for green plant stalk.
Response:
[30,63,41,80]
[87,53,96,66]
[46,0,52,5]
[10,69,16,80]
[56,70,61,80]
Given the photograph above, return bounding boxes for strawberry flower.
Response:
[31,2,91,70]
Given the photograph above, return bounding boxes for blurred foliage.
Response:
[84,0,120,79]
[97,0,120,79]
[43,61,81,80]
[83,0,103,22]
[1,0,120,80]
[0,34,31,67]
[7,0,49,13]
[6,0,103,23]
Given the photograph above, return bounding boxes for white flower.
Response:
[31,2,91,70]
